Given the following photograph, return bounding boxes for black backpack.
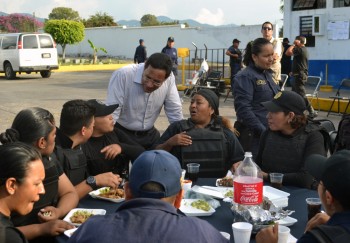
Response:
[306,119,333,154]
[334,114,350,152]
[309,225,350,243]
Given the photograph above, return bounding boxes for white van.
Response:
[0,33,59,79]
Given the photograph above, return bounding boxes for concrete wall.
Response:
[59,24,278,63]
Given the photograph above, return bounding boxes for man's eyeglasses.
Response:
[262,27,272,31]
[143,74,163,87]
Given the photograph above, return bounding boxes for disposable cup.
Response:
[278,225,290,243]
[270,173,284,189]
[220,231,231,240]
[186,163,200,183]
[306,198,322,220]
[232,222,252,243]
[207,82,211,87]
[182,180,192,192]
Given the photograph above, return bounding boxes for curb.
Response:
[54,64,128,72]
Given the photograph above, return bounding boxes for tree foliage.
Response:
[83,12,117,27]
[44,20,85,59]
[0,14,43,33]
[48,7,80,21]
[140,14,159,26]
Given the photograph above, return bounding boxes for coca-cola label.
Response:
[234,180,263,205]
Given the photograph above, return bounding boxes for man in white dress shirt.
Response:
[106,53,183,149]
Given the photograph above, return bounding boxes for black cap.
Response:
[168,36,175,42]
[139,39,144,43]
[261,91,307,115]
[87,99,118,117]
[305,150,350,206]
[233,38,240,43]
[283,38,289,43]
[196,89,219,116]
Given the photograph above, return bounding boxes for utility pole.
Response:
[33,12,36,32]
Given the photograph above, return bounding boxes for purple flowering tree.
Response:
[0,14,43,33]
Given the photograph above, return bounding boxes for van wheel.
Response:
[40,71,51,78]
[5,63,16,80]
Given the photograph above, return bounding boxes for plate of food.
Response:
[64,228,78,238]
[63,208,106,227]
[216,177,233,187]
[201,186,233,198]
[180,199,215,217]
[277,216,298,227]
[89,187,125,203]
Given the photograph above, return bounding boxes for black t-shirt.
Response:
[292,46,309,74]
[0,213,27,243]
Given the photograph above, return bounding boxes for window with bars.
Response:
[300,16,315,47]
[334,0,350,7]
[293,0,326,10]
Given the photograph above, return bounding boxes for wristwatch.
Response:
[86,176,98,190]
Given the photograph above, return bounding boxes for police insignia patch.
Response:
[256,80,266,85]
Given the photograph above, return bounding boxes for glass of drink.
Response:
[306,198,322,220]
[270,173,284,189]
[186,163,200,183]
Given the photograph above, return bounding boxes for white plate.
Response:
[202,186,233,198]
[63,208,106,227]
[89,187,125,203]
[191,185,225,199]
[64,228,77,238]
[277,216,298,227]
[180,199,215,216]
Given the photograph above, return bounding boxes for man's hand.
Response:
[101,144,122,160]
[95,172,122,189]
[256,224,278,243]
[305,212,330,232]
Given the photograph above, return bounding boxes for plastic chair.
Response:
[305,76,322,111]
[326,78,350,117]
[280,74,289,91]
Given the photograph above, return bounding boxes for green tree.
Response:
[0,14,43,32]
[160,20,180,26]
[83,12,117,27]
[140,14,159,27]
[48,7,80,21]
[88,39,107,64]
[44,20,85,59]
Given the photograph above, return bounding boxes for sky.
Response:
[2,0,283,26]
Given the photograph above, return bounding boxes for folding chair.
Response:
[326,78,350,117]
[280,74,289,91]
[305,76,322,111]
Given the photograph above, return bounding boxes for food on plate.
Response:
[99,187,125,199]
[224,190,233,198]
[69,210,94,224]
[217,177,233,187]
[190,200,211,212]
[42,211,52,217]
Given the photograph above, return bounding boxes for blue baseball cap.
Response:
[129,150,182,199]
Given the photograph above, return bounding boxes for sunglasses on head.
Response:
[262,27,272,31]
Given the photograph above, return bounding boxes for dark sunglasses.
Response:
[262,27,272,31]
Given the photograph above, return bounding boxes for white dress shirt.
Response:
[106,63,183,131]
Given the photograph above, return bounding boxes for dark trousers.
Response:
[114,123,160,150]
[292,74,313,112]
[230,64,241,86]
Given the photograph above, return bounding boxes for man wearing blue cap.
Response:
[134,39,147,64]
[68,150,228,243]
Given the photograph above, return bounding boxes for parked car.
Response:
[0,33,59,79]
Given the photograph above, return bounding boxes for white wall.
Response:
[59,24,278,62]
[283,0,350,60]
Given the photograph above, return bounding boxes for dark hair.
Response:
[285,112,308,129]
[0,108,55,146]
[261,21,274,30]
[144,53,173,79]
[60,99,95,136]
[295,35,306,44]
[243,38,272,66]
[0,142,42,186]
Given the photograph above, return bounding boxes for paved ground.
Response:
[0,70,346,135]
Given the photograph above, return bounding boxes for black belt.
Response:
[116,123,153,136]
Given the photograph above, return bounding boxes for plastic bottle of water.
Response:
[232,152,263,222]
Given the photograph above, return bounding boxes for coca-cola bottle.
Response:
[232,151,263,222]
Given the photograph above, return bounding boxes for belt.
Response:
[116,123,153,136]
